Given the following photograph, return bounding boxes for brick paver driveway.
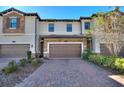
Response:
[16,59,123,87]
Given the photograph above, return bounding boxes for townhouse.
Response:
[0,8,123,58]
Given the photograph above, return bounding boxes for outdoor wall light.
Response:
[31,44,33,47]
[12,41,16,43]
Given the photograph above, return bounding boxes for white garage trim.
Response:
[44,42,84,57]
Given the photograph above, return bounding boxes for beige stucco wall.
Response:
[92,37,100,53]
[36,19,40,55]
[0,16,2,34]
[0,16,36,54]
[38,21,81,35]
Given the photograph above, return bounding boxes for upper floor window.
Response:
[67,24,72,32]
[48,23,54,32]
[9,17,17,29]
[85,22,90,30]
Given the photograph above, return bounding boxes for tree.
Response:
[92,7,124,56]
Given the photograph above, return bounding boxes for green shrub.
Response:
[82,49,92,60]
[82,50,124,73]
[19,58,27,66]
[115,58,124,72]
[3,60,17,74]
[30,58,43,66]
[31,59,39,66]
[27,51,32,61]
[103,56,115,68]
[88,54,124,73]
[88,54,116,68]
[88,54,96,62]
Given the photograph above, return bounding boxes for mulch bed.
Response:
[0,63,42,87]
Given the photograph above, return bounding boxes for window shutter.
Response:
[17,17,20,28]
[6,18,10,28]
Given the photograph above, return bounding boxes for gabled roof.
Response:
[0,7,41,20]
[0,7,25,14]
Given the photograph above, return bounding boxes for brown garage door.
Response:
[119,45,124,57]
[100,44,124,57]
[0,44,30,58]
[100,44,111,55]
[49,44,81,58]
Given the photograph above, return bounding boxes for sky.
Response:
[0,6,124,19]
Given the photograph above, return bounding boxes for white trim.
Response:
[9,27,16,29]
[48,42,83,44]
[9,16,17,18]
[45,42,84,58]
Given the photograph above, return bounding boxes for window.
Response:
[48,24,54,32]
[9,17,17,29]
[67,24,72,32]
[85,22,90,30]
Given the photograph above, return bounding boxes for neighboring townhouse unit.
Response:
[1,8,123,58]
[92,10,124,57]
[0,8,38,58]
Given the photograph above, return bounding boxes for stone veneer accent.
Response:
[3,11,25,33]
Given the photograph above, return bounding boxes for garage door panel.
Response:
[49,44,81,58]
[100,44,124,57]
[0,44,30,58]
[119,46,124,57]
[100,44,111,55]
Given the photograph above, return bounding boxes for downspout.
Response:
[80,17,83,35]
[35,17,37,57]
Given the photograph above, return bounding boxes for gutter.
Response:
[35,17,37,55]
